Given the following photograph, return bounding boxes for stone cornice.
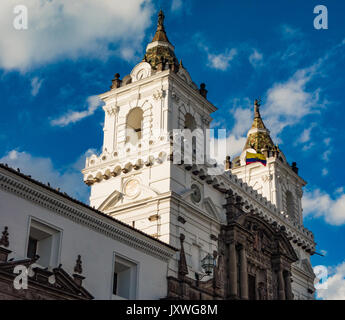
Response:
[174,162,315,253]
[220,170,315,249]
[0,166,177,262]
[168,72,217,114]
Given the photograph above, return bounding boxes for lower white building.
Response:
[0,163,176,300]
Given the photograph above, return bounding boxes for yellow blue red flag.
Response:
[246,152,267,166]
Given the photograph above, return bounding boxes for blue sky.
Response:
[0,0,344,299]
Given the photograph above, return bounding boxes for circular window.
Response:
[124,179,140,198]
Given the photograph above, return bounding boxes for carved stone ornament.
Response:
[191,184,201,204]
[178,234,188,278]
[153,89,166,100]
[201,115,210,126]
[262,174,273,183]
[171,91,180,102]
[105,105,119,116]
[74,255,83,274]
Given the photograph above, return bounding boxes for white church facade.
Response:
[0,10,315,300]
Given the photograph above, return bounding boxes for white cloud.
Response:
[30,77,44,96]
[262,65,323,138]
[322,150,331,162]
[320,249,327,256]
[322,168,328,176]
[209,134,247,166]
[0,0,153,71]
[194,34,237,71]
[335,187,344,194]
[229,98,252,137]
[171,0,183,12]
[207,49,237,71]
[0,149,95,202]
[317,261,345,300]
[303,189,345,226]
[302,142,314,151]
[50,95,104,127]
[280,24,303,39]
[226,135,247,158]
[324,137,331,146]
[249,49,263,68]
[298,123,316,144]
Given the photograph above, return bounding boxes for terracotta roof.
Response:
[0,163,177,252]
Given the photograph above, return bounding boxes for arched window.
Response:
[286,191,295,218]
[184,113,196,131]
[126,108,143,145]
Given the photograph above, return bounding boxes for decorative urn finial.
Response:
[0,226,9,248]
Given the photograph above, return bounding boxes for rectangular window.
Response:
[26,219,61,268]
[112,256,137,300]
[27,237,38,259]
[112,272,118,295]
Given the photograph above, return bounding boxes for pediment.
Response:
[278,239,298,262]
[244,215,298,262]
[98,190,123,211]
[203,197,222,222]
[0,260,93,299]
[98,182,161,212]
[301,258,315,276]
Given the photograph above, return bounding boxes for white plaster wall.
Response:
[0,188,170,300]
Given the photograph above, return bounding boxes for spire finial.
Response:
[254,98,261,118]
[151,9,169,43]
[158,9,165,29]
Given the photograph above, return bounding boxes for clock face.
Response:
[191,184,201,204]
[136,69,147,81]
[124,179,140,198]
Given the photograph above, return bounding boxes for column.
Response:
[277,269,286,300]
[229,241,237,298]
[240,246,248,300]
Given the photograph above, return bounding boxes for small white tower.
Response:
[231,99,306,225]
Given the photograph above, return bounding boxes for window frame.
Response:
[110,252,139,300]
[25,216,63,268]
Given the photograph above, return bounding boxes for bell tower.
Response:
[231,100,306,225]
[81,10,216,246]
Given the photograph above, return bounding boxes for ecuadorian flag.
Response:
[246,152,267,166]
